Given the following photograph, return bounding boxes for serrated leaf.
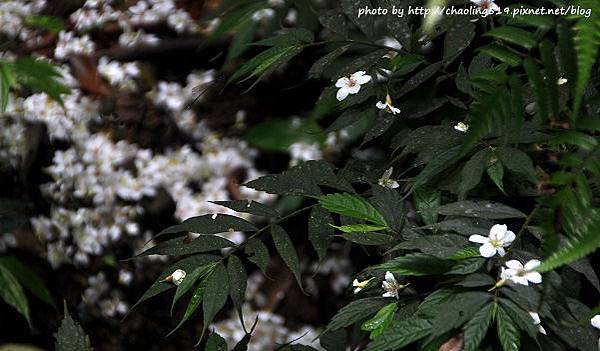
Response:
[137,235,235,257]
[339,232,395,245]
[318,9,348,38]
[457,273,496,288]
[331,224,389,233]
[252,28,314,47]
[495,147,538,183]
[361,112,395,146]
[375,253,454,276]
[0,263,30,326]
[462,303,493,351]
[392,234,467,258]
[485,26,537,50]
[129,255,219,312]
[201,263,230,338]
[12,57,70,106]
[244,239,269,273]
[225,20,257,64]
[413,187,441,225]
[459,149,490,198]
[371,185,405,232]
[398,62,442,97]
[445,257,486,275]
[496,306,520,351]
[154,214,257,240]
[229,45,304,84]
[227,255,247,323]
[341,0,375,39]
[0,62,15,112]
[444,18,475,65]
[429,291,491,338]
[171,263,216,314]
[324,297,391,334]
[54,302,92,351]
[309,45,351,79]
[319,193,387,226]
[487,160,505,193]
[361,302,398,340]
[210,200,279,218]
[245,160,353,196]
[365,318,432,351]
[523,57,550,123]
[167,277,209,337]
[437,201,526,219]
[478,44,522,66]
[308,206,333,262]
[271,225,303,290]
[572,0,600,118]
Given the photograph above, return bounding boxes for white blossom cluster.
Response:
[0,0,47,40]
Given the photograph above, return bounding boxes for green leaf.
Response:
[484,26,537,50]
[411,145,462,191]
[536,212,600,272]
[361,302,398,340]
[398,62,442,97]
[392,234,467,258]
[308,206,333,262]
[445,257,486,275]
[245,160,353,196]
[225,21,257,64]
[12,57,70,106]
[457,273,496,288]
[137,235,235,257]
[0,263,30,326]
[309,44,351,79]
[201,263,230,338]
[129,255,219,312]
[572,0,600,118]
[229,45,304,84]
[210,200,279,218]
[0,62,15,112]
[523,57,550,122]
[331,224,389,233]
[271,225,303,290]
[325,104,374,133]
[24,15,64,33]
[244,239,270,273]
[496,306,521,351]
[444,17,476,65]
[227,255,247,324]
[319,193,387,226]
[252,28,314,47]
[0,256,55,309]
[171,263,216,314]
[341,0,375,39]
[167,277,208,337]
[245,117,323,152]
[339,232,395,245]
[361,112,395,146]
[539,39,560,120]
[204,332,227,351]
[54,302,92,351]
[487,160,506,193]
[375,253,454,276]
[459,149,490,198]
[365,318,432,351]
[462,302,493,351]
[428,291,492,338]
[495,147,538,183]
[437,201,526,219]
[154,214,257,240]
[478,44,522,66]
[324,297,391,334]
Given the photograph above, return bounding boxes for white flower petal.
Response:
[505,260,524,270]
[336,87,349,101]
[496,247,506,257]
[385,271,396,283]
[390,106,401,114]
[354,287,362,294]
[382,291,394,298]
[347,85,361,95]
[354,73,371,85]
[524,259,541,271]
[503,230,516,245]
[529,312,541,325]
[591,315,600,329]
[335,77,348,88]
[353,279,359,287]
[526,272,542,284]
[539,325,547,335]
[389,180,400,189]
[489,224,507,240]
[376,101,387,110]
[479,243,497,257]
[469,234,489,244]
[511,275,530,286]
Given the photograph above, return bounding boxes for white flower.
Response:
[335,71,372,101]
[376,94,401,115]
[382,271,406,299]
[500,259,542,286]
[469,224,516,258]
[557,78,568,85]
[251,8,275,22]
[378,167,399,189]
[528,311,547,335]
[454,122,469,133]
[168,269,187,286]
[591,315,600,329]
[352,278,373,294]
[471,0,501,15]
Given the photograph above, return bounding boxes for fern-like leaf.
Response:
[572,0,600,118]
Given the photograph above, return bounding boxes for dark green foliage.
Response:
[54,303,92,351]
